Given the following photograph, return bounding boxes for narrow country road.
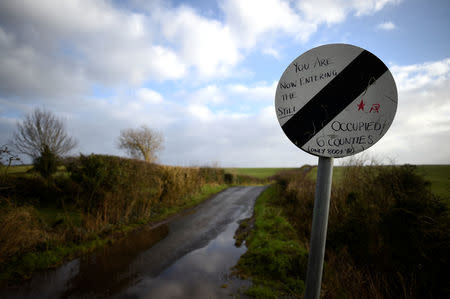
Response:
[1,186,267,299]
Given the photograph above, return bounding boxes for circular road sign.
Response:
[275,43,398,158]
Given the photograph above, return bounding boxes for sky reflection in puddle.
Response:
[117,221,250,299]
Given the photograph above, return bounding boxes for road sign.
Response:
[275,43,398,158]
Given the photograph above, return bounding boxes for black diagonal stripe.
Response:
[281,50,388,148]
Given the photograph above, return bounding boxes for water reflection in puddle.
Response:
[64,224,170,298]
[117,221,250,299]
[0,224,169,299]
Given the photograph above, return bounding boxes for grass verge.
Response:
[234,185,307,298]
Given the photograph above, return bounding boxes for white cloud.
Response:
[262,48,280,59]
[0,39,89,99]
[188,104,215,122]
[223,0,313,45]
[222,0,403,59]
[391,58,450,91]
[187,85,225,105]
[0,0,186,100]
[297,0,348,24]
[352,0,403,16]
[297,0,402,24]
[377,21,396,30]
[227,81,277,102]
[364,58,450,164]
[155,5,241,78]
[137,88,164,104]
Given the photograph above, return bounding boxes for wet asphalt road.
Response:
[1,186,267,299]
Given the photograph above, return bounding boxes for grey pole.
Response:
[305,156,334,299]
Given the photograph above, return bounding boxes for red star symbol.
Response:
[357,100,365,111]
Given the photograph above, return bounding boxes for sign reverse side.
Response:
[275,43,398,158]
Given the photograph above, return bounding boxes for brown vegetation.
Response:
[273,162,449,298]
[0,204,48,264]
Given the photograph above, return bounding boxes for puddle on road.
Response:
[117,221,251,299]
[64,224,170,298]
[1,224,169,299]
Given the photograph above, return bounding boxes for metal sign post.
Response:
[305,156,333,299]
[274,44,398,298]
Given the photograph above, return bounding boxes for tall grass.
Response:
[0,203,48,265]
[268,162,449,298]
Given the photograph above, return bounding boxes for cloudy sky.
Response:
[0,0,449,167]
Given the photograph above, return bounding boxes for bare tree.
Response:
[1,145,20,181]
[0,145,20,167]
[13,108,77,160]
[118,125,163,163]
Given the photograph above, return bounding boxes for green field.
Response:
[416,165,450,199]
[1,164,33,174]
[2,165,69,179]
[225,168,294,179]
[307,165,343,181]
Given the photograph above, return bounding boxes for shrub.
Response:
[224,173,234,184]
[0,175,56,206]
[67,155,161,222]
[65,155,237,228]
[199,167,225,184]
[0,205,48,264]
[33,145,58,179]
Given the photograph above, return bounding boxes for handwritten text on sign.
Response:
[274,44,398,158]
